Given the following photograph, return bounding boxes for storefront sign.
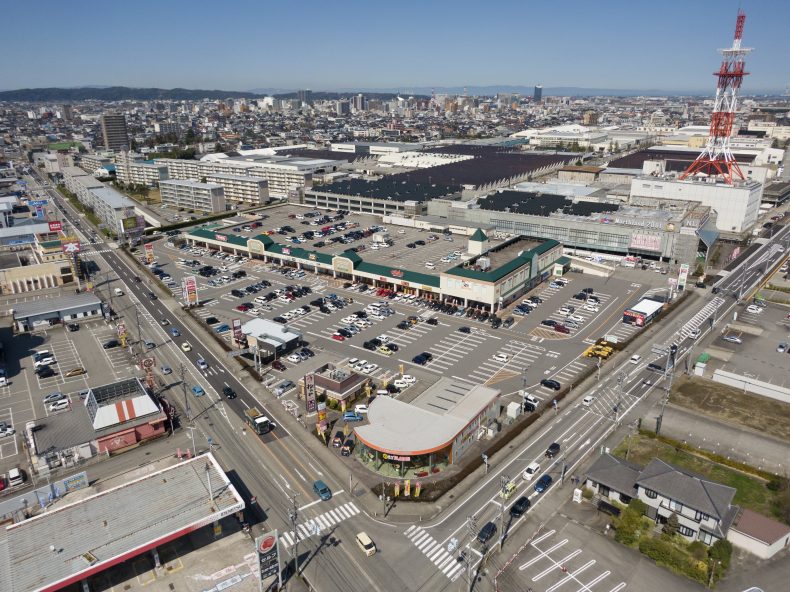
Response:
[382,454,411,462]
[282,247,291,255]
[391,269,403,278]
[144,242,155,264]
[48,220,63,232]
[677,264,690,291]
[630,233,662,252]
[305,373,317,414]
[215,233,227,242]
[183,275,199,306]
[256,531,281,582]
[232,318,243,343]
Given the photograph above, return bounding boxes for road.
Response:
[30,170,790,591]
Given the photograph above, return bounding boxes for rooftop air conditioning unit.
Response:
[478,257,491,270]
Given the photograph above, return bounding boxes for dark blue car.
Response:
[534,474,553,493]
[169,327,181,337]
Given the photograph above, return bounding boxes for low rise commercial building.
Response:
[205,172,269,206]
[12,293,102,331]
[298,363,369,406]
[159,179,225,213]
[241,317,302,359]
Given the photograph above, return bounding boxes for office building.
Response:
[533,85,543,103]
[160,179,225,213]
[60,104,73,121]
[153,122,181,136]
[100,114,130,151]
[336,100,350,116]
[205,173,269,206]
[297,89,313,106]
[353,94,366,112]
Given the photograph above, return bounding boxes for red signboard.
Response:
[282,247,291,255]
[232,318,243,344]
[48,220,63,232]
[391,269,403,278]
[61,239,81,254]
[215,234,228,242]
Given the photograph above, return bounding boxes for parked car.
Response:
[42,391,66,404]
[332,431,344,447]
[103,339,119,349]
[343,411,364,422]
[49,399,70,412]
[722,335,743,344]
[65,367,86,378]
[36,366,56,378]
[540,379,561,390]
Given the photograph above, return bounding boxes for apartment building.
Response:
[78,154,113,174]
[62,166,137,235]
[153,122,181,136]
[115,160,169,187]
[160,179,225,213]
[100,114,129,151]
[205,173,269,206]
[63,166,104,201]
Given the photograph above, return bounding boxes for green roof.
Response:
[446,239,560,283]
[48,141,83,151]
[39,240,62,249]
[188,227,249,247]
[469,228,488,242]
[555,256,571,265]
[356,262,440,288]
[338,250,362,264]
[251,233,274,247]
[267,243,333,265]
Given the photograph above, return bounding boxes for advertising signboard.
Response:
[122,216,138,231]
[305,373,317,414]
[48,220,63,232]
[215,233,228,242]
[256,531,281,583]
[629,233,662,252]
[677,264,690,291]
[28,199,48,207]
[61,237,81,254]
[183,276,199,306]
[144,242,155,264]
[232,318,243,344]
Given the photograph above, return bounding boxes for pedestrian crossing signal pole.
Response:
[499,475,510,552]
[289,492,301,576]
[465,515,477,592]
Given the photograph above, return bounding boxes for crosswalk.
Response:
[404,526,464,581]
[678,296,725,341]
[279,502,361,548]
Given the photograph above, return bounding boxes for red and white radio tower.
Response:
[680,10,752,185]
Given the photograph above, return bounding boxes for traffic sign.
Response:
[142,357,155,370]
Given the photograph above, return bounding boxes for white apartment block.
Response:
[62,166,104,201]
[78,154,113,174]
[155,157,313,198]
[205,173,270,205]
[115,161,169,187]
[154,122,181,136]
[62,166,137,234]
[160,179,226,213]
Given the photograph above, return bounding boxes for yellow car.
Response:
[377,346,393,356]
[181,342,192,352]
[65,367,86,377]
[499,481,517,500]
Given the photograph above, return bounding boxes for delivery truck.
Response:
[244,407,275,435]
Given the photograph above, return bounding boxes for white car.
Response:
[493,353,509,363]
[583,304,599,312]
[354,360,368,371]
[558,307,574,316]
[568,314,584,323]
[377,335,390,343]
[629,354,642,365]
[34,356,55,368]
[746,304,763,314]
[287,354,302,363]
[523,462,541,481]
[393,379,408,389]
[354,404,368,414]
[362,363,378,374]
[582,396,596,406]
[401,374,416,385]
[49,399,70,412]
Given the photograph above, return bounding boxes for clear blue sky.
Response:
[3,0,786,92]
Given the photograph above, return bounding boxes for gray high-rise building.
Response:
[297,89,313,105]
[336,100,350,116]
[353,93,365,111]
[100,114,129,151]
[60,104,73,121]
[533,85,543,103]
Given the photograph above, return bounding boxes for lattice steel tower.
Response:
[680,10,752,185]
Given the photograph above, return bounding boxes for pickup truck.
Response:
[244,407,275,435]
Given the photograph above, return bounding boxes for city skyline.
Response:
[2,0,787,94]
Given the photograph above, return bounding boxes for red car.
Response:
[272,360,286,371]
[331,333,345,341]
[235,304,247,312]
[554,324,570,334]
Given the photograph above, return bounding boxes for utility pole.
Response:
[185,425,197,457]
[132,305,142,364]
[615,372,625,423]
[482,454,489,475]
[465,515,477,592]
[289,492,301,576]
[656,345,677,436]
[498,475,510,552]
[180,363,191,422]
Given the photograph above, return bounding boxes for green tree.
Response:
[662,512,679,537]
[708,539,733,570]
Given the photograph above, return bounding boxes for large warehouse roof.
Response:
[12,293,102,319]
[1,454,244,592]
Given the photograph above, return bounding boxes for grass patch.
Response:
[671,375,790,441]
[613,433,780,519]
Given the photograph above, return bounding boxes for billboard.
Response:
[215,233,228,242]
[182,276,198,306]
[305,373,317,414]
[28,199,48,207]
[629,233,662,252]
[48,220,63,232]
[144,242,155,264]
[232,318,243,344]
[256,531,281,584]
[677,264,690,291]
[122,216,139,231]
[61,237,81,254]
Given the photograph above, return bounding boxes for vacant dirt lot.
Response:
[670,375,790,441]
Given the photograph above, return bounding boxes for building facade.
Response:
[115,160,169,187]
[160,179,225,213]
[100,114,129,151]
[205,173,269,206]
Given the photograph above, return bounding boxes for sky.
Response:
[2,0,787,93]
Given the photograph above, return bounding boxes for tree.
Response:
[214,142,223,153]
[662,512,679,537]
[708,539,733,570]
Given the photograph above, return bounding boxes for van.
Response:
[356,532,377,557]
[114,288,124,296]
[8,467,24,487]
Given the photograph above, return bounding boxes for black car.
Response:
[647,363,664,372]
[397,320,411,330]
[412,355,427,365]
[415,240,425,246]
[582,287,594,294]
[36,366,56,378]
[222,386,237,399]
[420,352,433,362]
[529,296,542,303]
[133,275,142,282]
[406,243,416,249]
[300,347,314,358]
[477,522,497,544]
[272,316,287,324]
[148,292,157,300]
[301,305,312,313]
[510,496,531,517]
[540,379,561,391]
[369,338,382,348]
[426,318,439,326]
[363,341,377,351]
[67,323,79,332]
[319,306,331,314]
[545,442,561,458]
[353,310,367,318]
[338,328,353,338]
[503,317,514,328]
[491,317,502,329]
[310,299,324,306]
[205,316,219,325]
[540,319,557,327]
[386,343,399,352]
[459,326,471,334]
[572,292,588,301]
[103,339,120,349]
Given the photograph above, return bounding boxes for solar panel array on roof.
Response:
[422,145,520,156]
[609,149,755,171]
[479,190,620,217]
[317,177,459,202]
[277,148,359,163]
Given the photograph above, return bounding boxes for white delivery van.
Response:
[114,288,124,296]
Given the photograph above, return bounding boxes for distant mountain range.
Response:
[0,85,783,102]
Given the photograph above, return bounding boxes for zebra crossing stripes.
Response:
[404,526,464,580]
[279,502,361,548]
